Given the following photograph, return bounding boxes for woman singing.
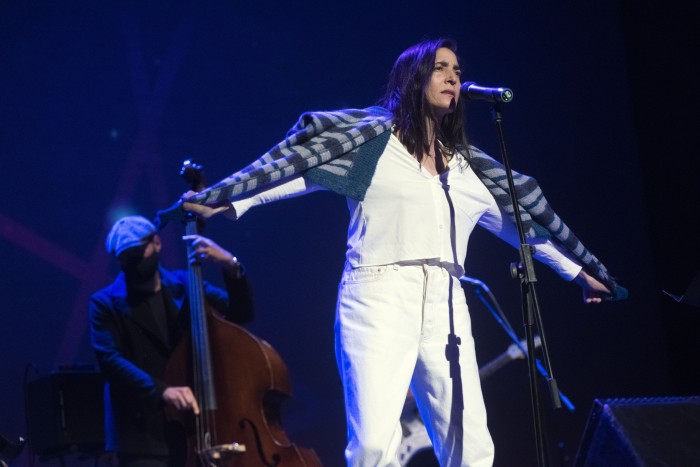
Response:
[177,38,623,466]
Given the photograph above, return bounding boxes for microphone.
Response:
[460,82,514,103]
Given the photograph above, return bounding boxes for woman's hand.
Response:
[181,190,235,219]
[574,269,612,304]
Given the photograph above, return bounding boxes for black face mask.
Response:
[122,251,160,285]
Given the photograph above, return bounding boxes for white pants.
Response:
[335,261,494,467]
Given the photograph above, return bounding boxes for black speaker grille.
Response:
[575,396,700,467]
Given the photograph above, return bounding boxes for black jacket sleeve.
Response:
[201,263,255,325]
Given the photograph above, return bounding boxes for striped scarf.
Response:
[180,107,626,300]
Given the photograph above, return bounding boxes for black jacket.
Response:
[89,266,254,455]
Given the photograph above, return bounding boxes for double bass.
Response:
[162,160,322,466]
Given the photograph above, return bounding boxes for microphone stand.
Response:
[489,101,561,467]
[460,276,575,411]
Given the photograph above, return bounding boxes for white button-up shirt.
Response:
[232,134,582,280]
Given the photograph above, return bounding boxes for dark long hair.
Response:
[380,38,469,162]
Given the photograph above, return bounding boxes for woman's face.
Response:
[425,47,461,121]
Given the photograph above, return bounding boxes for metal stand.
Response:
[490,102,561,466]
[460,275,575,411]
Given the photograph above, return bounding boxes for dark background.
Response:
[1,1,698,466]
